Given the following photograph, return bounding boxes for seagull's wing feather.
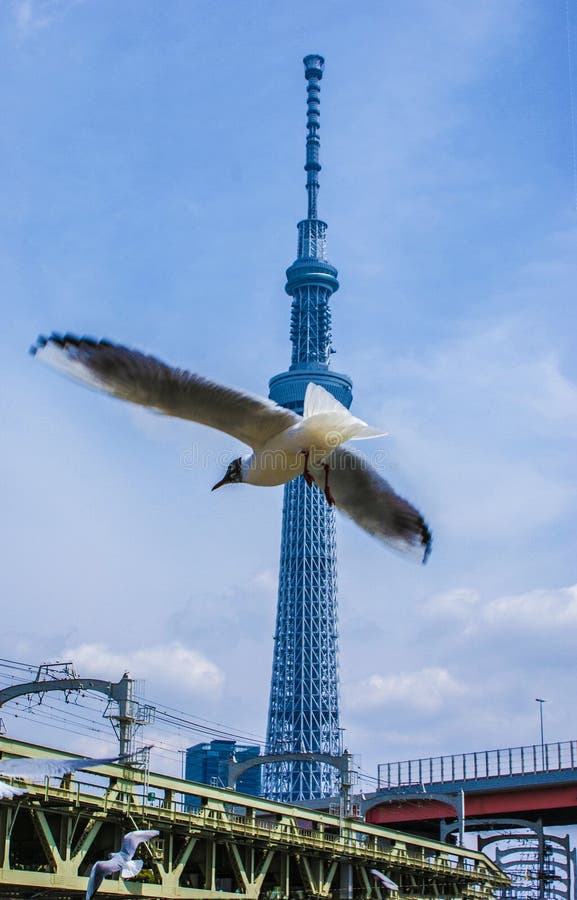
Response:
[370,869,399,891]
[86,860,118,900]
[32,335,299,450]
[314,447,432,562]
[0,753,122,781]
[120,829,159,858]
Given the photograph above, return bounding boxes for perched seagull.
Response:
[31,334,432,561]
[86,829,159,900]
[0,752,127,800]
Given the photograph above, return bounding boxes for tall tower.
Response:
[264,55,353,803]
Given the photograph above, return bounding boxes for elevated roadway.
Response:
[364,740,577,839]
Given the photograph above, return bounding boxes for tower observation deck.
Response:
[264,55,352,803]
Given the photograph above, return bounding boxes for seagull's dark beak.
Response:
[211,478,227,491]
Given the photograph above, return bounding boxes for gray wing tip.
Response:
[421,522,433,564]
[29,334,47,355]
[30,333,116,357]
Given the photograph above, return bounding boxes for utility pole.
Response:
[536,698,547,769]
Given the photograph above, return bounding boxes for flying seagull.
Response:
[0,752,129,800]
[31,334,432,561]
[85,829,159,900]
[370,869,399,891]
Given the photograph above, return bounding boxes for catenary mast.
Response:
[264,55,353,802]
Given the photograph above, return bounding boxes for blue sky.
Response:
[1,0,576,785]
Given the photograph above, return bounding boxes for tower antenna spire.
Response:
[303,54,324,220]
[265,55,353,803]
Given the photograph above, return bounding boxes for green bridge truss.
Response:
[0,736,507,900]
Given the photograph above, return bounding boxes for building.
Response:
[264,55,352,803]
[185,740,261,801]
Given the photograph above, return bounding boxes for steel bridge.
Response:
[0,736,507,899]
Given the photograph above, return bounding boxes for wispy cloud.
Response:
[485,584,577,630]
[11,0,80,35]
[425,583,577,642]
[342,577,577,763]
[349,667,465,714]
[427,580,577,622]
[63,642,225,698]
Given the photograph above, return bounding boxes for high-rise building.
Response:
[185,740,261,803]
[264,55,352,803]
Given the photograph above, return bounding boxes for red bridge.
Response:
[362,740,577,839]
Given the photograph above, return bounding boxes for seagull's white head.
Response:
[212,457,244,491]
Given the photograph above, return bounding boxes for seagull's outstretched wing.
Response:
[31,335,299,450]
[120,829,159,858]
[84,832,157,900]
[0,753,124,782]
[314,447,432,562]
[370,869,399,891]
[86,859,120,900]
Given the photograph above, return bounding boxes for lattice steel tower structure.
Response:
[264,55,353,803]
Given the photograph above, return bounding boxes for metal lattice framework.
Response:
[290,283,333,365]
[479,827,572,900]
[264,55,353,803]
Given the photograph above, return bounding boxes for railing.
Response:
[377,740,577,789]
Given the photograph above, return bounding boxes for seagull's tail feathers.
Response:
[303,382,386,444]
[304,382,349,419]
[346,422,388,440]
[121,860,144,880]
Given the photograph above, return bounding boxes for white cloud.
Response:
[426,583,577,639]
[417,583,577,665]
[484,584,577,631]
[63,642,225,698]
[350,667,465,714]
[385,316,577,434]
[427,588,480,621]
[529,357,577,421]
[250,568,278,595]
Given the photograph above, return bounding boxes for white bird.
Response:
[0,752,127,800]
[31,334,432,561]
[370,869,399,891]
[85,829,159,900]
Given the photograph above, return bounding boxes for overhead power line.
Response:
[0,657,268,764]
